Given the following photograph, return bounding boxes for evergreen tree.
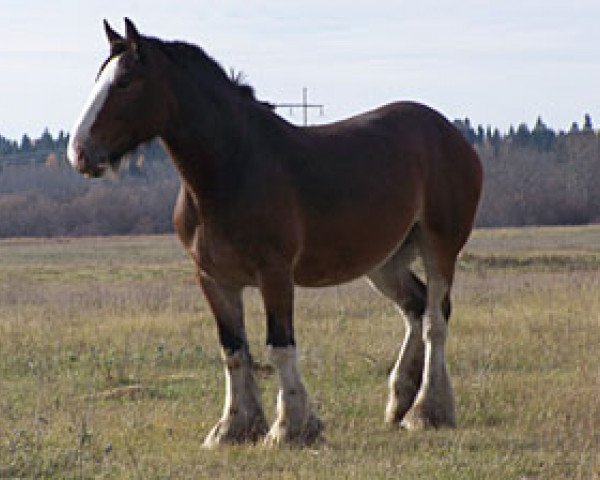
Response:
[569,122,580,134]
[476,125,485,144]
[0,135,18,154]
[20,134,33,152]
[531,116,555,151]
[583,114,593,132]
[37,128,54,150]
[57,130,68,148]
[514,123,531,147]
[491,128,502,147]
[453,118,477,144]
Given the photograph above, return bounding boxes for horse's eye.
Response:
[114,75,131,90]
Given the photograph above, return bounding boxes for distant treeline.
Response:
[0,115,599,237]
[2,114,594,158]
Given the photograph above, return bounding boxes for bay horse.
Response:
[67,19,482,447]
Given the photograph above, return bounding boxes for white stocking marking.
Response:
[269,345,306,397]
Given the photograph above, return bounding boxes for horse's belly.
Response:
[292,218,414,287]
[293,258,378,287]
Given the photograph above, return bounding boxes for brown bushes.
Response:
[0,160,178,237]
[1,131,599,237]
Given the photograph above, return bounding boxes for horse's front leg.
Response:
[259,267,324,446]
[199,273,268,447]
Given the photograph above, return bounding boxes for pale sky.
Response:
[1,0,600,139]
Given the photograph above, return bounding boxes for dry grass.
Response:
[0,227,599,479]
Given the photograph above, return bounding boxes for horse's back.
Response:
[316,101,481,229]
[300,101,481,216]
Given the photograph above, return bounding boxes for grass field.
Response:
[0,226,599,479]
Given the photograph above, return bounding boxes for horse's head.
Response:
[68,19,171,177]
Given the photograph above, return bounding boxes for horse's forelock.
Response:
[96,48,125,82]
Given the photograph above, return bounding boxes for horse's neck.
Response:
[160,83,275,207]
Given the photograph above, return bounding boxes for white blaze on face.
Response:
[67,55,122,168]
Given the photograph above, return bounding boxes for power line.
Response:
[274,87,324,126]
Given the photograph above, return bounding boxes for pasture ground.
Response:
[0,226,599,479]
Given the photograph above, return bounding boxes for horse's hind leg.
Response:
[401,231,458,429]
[367,233,429,425]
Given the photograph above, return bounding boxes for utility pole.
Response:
[274,87,324,126]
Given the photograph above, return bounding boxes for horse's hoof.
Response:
[203,422,227,449]
[203,415,268,448]
[401,400,456,430]
[384,375,422,426]
[264,413,324,447]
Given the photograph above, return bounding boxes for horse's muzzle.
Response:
[68,142,111,178]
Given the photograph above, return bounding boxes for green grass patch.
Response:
[1,227,599,478]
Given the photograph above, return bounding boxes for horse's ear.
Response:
[104,19,122,43]
[104,20,126,57]
[124,18,141,46]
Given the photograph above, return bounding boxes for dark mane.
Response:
[228,68,257,101]
[148,37,258,102]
